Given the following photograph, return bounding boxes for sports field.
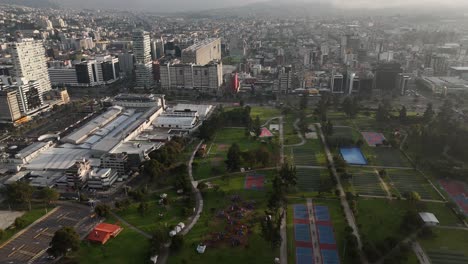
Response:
[372,147,411,167]
[420,229,468,264]
[296,168,322,192]
[350,169,387,196]
[386,169,442,200]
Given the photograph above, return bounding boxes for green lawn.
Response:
[168,172,278,264]
[78,217,150,264]
[116,190,186,234]
[385,169,442,200]
[249,106,282,123]
[420,228,468,256]
[284,115,302,145]
[356,198,460,246]
[193,127,279,181]
[0,206,49,245]
[356,198,410,243]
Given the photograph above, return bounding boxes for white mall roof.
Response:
[419,212,439,224]
[24,148,92,170]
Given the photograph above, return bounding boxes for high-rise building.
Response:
[374,63,403,92]
[118,52,135,75]
[8,38,51,103]
[160,61,223,93]
[396,73,410,95]
[181,38,221,66]
[133,30,154,88]
[278,65,292,94]
[331,74,344,93]
[133,30,151,63]
[0,88,22,123]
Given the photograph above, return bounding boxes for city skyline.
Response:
[54,0,468,12]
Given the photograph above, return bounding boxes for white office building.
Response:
[133,30,154,88]
[8,38,52,103]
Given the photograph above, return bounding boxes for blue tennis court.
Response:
[317,225,336,244]
[294,204,308,219]
[321,249,340,264]
[294,224,311,242]
[340,147,368,165]
[314,206,330,222]
[296,247,314,264]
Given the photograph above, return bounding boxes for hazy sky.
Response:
[58,0,468,12]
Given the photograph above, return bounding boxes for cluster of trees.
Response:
[199,107,254,140]
[225,143,276,172]
[143,137,187,183]
[47,227,80,258]
[1,182,60,211]
[342,97,360,118]
[261,162,297,248]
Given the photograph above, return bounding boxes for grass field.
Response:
[193,128,276,180]
[286,198,347,264]
[356,198,411,244]
[167,171,278,264]
[420,229,468,264]
[116,190,186,234]
[78,216,150,264]
[249,106,282,123]
[349,168,387,196]
[386,169,442,200]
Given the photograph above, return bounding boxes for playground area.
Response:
[439,179,468,215]
[420,229,468,264]
[361,132,386,147]
[203,195,257,248]
[340,147,367,165]
[244,173,265,190]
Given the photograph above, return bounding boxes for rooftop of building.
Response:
[182,38,219,53]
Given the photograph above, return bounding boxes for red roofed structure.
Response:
[87,223,123,244]
[259,127,273,138]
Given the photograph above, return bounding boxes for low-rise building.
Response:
[100,153,128,176]
[87,168,118,189]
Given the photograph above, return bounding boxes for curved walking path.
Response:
[284,118,306,148]
[181,140,204,236]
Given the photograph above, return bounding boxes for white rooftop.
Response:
[419,212,439,224]
[24,148,92,170]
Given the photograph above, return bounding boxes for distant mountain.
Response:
[0,0,59,8]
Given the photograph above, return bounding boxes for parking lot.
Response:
[0,204,94,264]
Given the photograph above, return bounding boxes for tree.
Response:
[252,116,262,137]
[423,103,434,122]
[404,191,421,203]
[0,229,4,240]
[47,227,80,258]
[170,234,184,252]
[299,95,308,110]
[94,204,110,217]
[261,211,283,249]
[375,104,390,122]
[399,106,407,121]
[40,187,59,206]
[138,202,149,216]
[150,225,170,254]
[226,143,241,171]
[279,162,297,189]
[324,120,334,136]
[256,146,271,167]
[3,181,35,210]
